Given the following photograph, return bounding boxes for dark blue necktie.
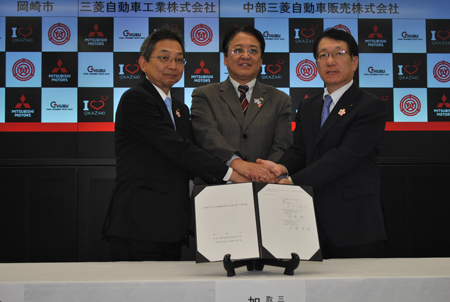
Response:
[321,94,333,127]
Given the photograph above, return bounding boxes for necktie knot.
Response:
[238,85,249,94]
[321,94,333,127]
[238,85,249,113]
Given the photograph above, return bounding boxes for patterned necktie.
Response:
[238,85,249,114]
[164,96,176,128]
[321,94,333,127]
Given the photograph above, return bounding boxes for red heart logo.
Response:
[267,64,281,74]
[404,65,418,75]
[311,24,318,29]
[382,96,389,101]
[414,60,422,66]
[125,64,140,74]
[301,28,315,38]
[90,100,105,110]
[18,27,32,37]
[171,24,178,30]
[437,31,450,40]
[277,60,285,65]
[101,95,109,101]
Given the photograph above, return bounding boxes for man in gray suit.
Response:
[191,25,292,177]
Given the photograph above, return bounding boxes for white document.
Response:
[194,183,321,262]
[195,183,260,262]
[258,184,320,260]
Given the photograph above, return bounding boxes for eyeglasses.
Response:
[230,47,260,56]
[152,56,186,65]
[317,50,350,61]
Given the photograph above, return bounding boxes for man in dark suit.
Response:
[102,26,269,261]
[191,25,292,175]
[259,28,387,258]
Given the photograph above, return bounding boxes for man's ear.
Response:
[352,55,359,72]
[139,56,147,73]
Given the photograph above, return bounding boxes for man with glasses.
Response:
[103,26,251,261]
[259,28,387,258]
[190,25,292,178]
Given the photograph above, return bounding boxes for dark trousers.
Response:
[109,236,183,261]
[317,217,384,259]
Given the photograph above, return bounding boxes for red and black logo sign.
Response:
[426,19,450,54]
[6,17,42,51]
[5,88,41,122]
[77,88,114,122]
[258,53,289,87]
[289,18,323,53]
[42,52,78,87]
[78,17,113,52]
[358,19,392,53]
[393,53,427,88]
[428,88,450,121]
[114,52,142,87]
[184,53,220,87]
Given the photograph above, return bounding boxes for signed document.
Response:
[193,182,321,263]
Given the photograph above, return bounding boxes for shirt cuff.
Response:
[223,167,233,181]
[226,153,241,166]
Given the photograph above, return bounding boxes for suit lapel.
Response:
[142,79,176,129]
[312,84,359,152]
[219,78,245,127]
[320,84,359,133]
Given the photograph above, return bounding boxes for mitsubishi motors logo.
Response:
[88,23,104,37]
[49,59,72,83]
[12,95,35,118]
[52,59,68,73]
[85,23,107,46]
[191,60,213,83]
[15,95,31,108]
[194,60,210,74]
[365,25,387,47]
[434,95,450,117]
[368,25,383,38]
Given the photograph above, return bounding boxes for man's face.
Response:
[316,37,358,93]
[224,32,263,85]
[139,39,184,94]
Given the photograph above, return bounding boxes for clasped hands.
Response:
[228,158,290,184]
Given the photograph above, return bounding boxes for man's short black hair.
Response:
[313,28,359,59]
[222,25,265,58]
[140,24,185,60]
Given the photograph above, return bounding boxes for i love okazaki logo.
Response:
[11,22,36,41]
[258,53,289,86]
[118,59,141,79]
[83,95,108,116]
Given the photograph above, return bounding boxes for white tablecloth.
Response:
[1,258,449,302]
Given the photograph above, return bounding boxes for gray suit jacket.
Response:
[191,78,292,163]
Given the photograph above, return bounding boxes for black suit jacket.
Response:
[103,79,228,243]
[278,83,387,247]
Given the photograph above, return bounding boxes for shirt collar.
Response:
[324,79,353,105]
[146,76,171,101]
[229,76,257,98]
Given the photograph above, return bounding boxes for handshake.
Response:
[228,158,291,184]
